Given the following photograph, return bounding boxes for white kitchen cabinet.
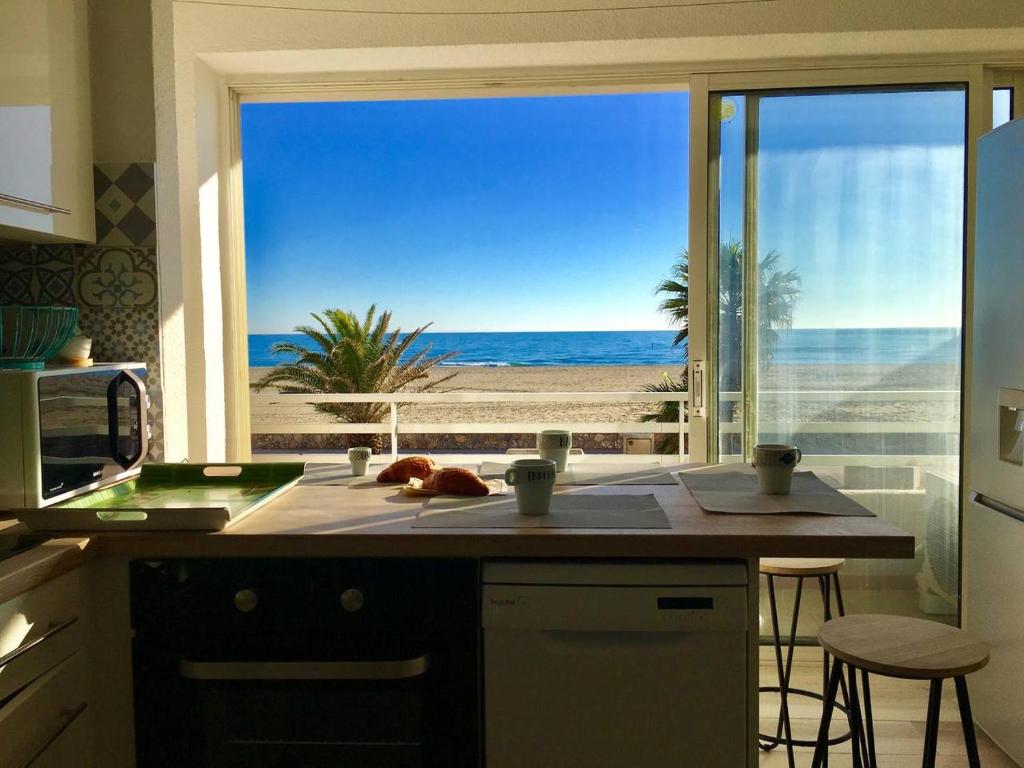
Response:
[0,652,92,768]
[0,569,83,703]
[0,0,94,243]
[0,569,93,768]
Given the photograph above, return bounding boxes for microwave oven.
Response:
[0,364,149,509]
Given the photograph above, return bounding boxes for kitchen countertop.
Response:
[0,528,92,604]
[90,465,914,560]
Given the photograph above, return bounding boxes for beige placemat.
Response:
[413,493,670,528]
[479,462,680,486]
[678,471,874,516]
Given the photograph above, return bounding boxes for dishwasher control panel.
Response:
[483,584,747,632]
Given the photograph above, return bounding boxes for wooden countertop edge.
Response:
[95,531,914,560]
[0,528,913,599]
[0,537,95,604]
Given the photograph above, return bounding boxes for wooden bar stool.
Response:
[759,558,854,768]
[812,615,990,768]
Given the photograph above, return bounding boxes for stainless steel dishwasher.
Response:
[483,561,749,768]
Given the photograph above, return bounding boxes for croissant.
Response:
[422,468,490,496]
[376,456,436,483]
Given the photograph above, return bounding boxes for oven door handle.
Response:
[177,654,430,681]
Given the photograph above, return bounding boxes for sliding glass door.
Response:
[709,86,967,631]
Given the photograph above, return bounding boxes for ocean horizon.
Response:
[248,327,962,368]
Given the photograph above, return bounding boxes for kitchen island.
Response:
[93,465,912,560]
[0,465,913,767]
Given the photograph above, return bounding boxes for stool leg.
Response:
[846,664,866,768]
[812,658,843,768]
[779,577,804,737]
[861,670,877,768]
[818,574,856,759]
[922,679,943,768]
[766,574,797,768]
[832,571,846,616]
[954,676,982,768]
[818,575,832,768]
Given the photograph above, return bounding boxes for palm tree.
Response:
[639,371,689,454]
[252,305,457,453]
[655,242,801,361]
[655,255,689,349]
[644,242,801,452]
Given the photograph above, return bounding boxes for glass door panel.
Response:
[710,87,967,634]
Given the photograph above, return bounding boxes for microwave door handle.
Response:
[122,369,148,469]
[106,375,124,467]
[106,371,148,470]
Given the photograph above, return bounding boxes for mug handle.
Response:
[504,468,517,486]
[793,448,802,465]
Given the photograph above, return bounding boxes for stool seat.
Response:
[760,557,845,576]
[818,614,989,680]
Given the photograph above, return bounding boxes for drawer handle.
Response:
[0,193,71,215]
[178,654,430,681]
[0,617,78,669]
[21,702,87,768]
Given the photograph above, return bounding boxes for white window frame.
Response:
[224,75,694,462]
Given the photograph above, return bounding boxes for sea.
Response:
[248,328,962,368]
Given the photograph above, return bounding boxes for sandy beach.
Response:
[249,362,960,429]
[250,365,680,427]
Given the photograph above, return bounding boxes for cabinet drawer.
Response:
[26,701,90,768]
[0,652,90,768]
[0,571,82,702]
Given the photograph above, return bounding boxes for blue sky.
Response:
[717,88,965,330]
[241,93,689,333]
[242,88,965,334]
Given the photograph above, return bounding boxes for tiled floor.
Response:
[758,655,1020,767]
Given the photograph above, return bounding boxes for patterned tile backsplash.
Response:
[94,163,157,247]
[0,163,164,460]
[0,244,77,306]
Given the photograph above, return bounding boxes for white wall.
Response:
[152,0,1024,461]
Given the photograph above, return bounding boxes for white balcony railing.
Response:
[250,389,960,465]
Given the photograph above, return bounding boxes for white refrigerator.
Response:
[966,116,1024,765]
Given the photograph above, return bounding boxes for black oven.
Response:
[132,558,479,768]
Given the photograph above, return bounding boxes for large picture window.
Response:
[240,92,691,457]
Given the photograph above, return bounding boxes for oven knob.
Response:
[340,588,364,612]
[234,589,258,613]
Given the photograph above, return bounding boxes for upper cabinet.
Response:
[0,0,95,243]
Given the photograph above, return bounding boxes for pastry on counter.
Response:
[376,456,436,483]
[422,467,490,497]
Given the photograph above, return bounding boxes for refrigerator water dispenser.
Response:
[998,387,1024,465]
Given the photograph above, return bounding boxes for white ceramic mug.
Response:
[537,430,572,472]
[504,458,557,516]
[752,443,802,495]
[347,447,372,477]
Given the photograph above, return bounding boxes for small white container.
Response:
[58,332,92,364]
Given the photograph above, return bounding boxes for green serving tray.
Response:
[17,462,306,532]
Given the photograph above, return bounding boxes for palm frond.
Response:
[252,307,459,429]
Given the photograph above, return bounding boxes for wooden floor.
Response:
[758,653,1021,767]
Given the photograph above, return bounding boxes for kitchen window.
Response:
[238,91,691,458]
